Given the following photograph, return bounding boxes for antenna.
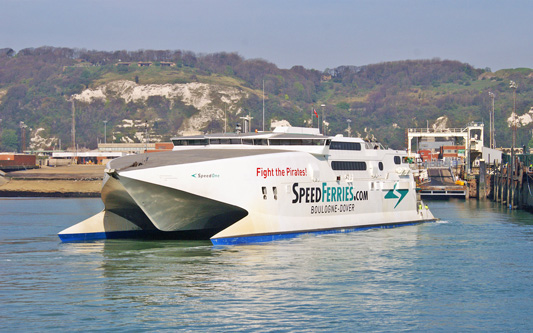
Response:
[262,80,265,132]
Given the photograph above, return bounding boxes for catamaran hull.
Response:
[59,149,435,244]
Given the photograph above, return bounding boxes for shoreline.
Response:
[0,165,105,198]
[0,190,101,198]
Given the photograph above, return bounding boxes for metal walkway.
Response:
[420,167,467,197]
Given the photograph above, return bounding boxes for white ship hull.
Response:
[59,128,436,244]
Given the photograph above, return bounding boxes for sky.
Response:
[1,0,532,71]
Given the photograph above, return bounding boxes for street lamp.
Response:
[488,92,495,149]
[103,120,108,144]
[510,81,518,153]
[144,120,149,152]
[509,80,518,209]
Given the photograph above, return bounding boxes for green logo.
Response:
[384,183,408,208]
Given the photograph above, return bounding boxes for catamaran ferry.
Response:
[59,126,436,245]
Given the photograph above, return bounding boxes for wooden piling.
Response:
[490,158,533,212]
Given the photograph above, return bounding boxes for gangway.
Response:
[419,166,467,197]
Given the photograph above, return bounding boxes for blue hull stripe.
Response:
[58,230,144,242]
[211,220,434,246]
[59,220,437,244]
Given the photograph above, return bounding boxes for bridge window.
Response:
[253,139,268,145]
[330,142,361,151]
[268,139,326,146]
[394,156,401,165]
[303,139,326,146]
[172,139,208,146]
[209,138,242,144]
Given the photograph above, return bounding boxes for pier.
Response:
[411,150,533,213]
[490,154,533,212]
[407,122,483,200]
[419,165,468,198]
[406,121,533,213]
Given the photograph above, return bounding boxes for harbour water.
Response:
[1,198,533,331]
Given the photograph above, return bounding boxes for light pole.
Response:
[510,81,518,154]
[488,92,495,149]
[103,120,108,144]
[71,99,75,153]
[144,120,149,152]
[509,81,518,209]
[510,81,518,150]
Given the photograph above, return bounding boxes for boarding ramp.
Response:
[420,166,467,197]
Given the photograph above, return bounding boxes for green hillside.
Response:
[0,47,532,152]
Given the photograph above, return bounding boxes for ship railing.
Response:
[422,160,463,168]
[407,128,468,134]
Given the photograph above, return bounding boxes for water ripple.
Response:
[1,199,533,331]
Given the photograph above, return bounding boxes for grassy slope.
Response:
[92,66,264,98]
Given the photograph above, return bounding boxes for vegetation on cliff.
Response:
[0,46,532,151]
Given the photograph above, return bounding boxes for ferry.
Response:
[58,126,436,245]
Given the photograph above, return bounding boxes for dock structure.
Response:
[406,122,486,200]
[419,166,468,198]
[406,122,484,173]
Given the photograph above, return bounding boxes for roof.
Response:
[111,149,293,172]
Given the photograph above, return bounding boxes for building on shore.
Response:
[0,153,38,171]
[97,143,156,154]
[48,142,174,165]
[98,142,173,153]
[50,151,126,166]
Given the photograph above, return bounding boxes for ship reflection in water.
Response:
[60,228,425,324]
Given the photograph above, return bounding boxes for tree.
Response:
[1,129,18,152]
